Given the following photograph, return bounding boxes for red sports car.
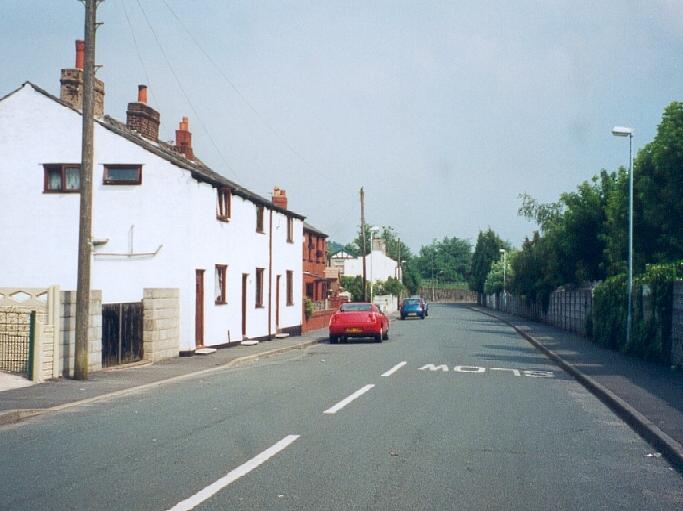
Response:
[328,302,389,343]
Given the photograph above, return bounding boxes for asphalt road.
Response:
[2,305,682,510]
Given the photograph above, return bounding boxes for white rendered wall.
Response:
[0,85,303,351]
[343,250,399,282]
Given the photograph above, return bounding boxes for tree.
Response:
[469,229,508,294]
[416,237,471,283]
[483,253,514,295]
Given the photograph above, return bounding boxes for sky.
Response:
[2,1,682,254]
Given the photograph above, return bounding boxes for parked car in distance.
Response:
[410,295,429,317]
[329,302,389,343]
[401,297,426,320]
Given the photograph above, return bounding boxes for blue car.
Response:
[400,298,425,320]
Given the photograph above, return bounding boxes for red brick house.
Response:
[303,222,328,301]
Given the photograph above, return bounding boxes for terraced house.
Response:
[0,41,304,370]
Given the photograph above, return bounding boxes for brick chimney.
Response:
[272,187,288,210]
[174,116,194,160]
[60,40,105,117]
[126,85,160,140]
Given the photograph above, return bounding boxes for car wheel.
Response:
[329,335,338,344]
[420,314,425,319]
[375,333,382,342]
[400,315,405,320]
[382,329,389,340]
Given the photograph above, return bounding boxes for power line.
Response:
[120,0,157,106]
[134,0,239,179]
[160,0,313,170]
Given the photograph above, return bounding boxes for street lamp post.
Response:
[612,125,634,348]
[369,226,381,303]
[499,248,507,310]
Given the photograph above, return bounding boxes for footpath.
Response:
[0,329,327,426]
[473,307,683,472]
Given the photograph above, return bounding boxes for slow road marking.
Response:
[418,364,554,378]
[166,435,300,511]
[382,361,407,377]
[324,384,375,414]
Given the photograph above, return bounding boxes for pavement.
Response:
[472,306,683,472]
[0,329,327,426]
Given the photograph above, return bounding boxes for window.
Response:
[217,187,231,221]
[255,268,264,307]
[215,264,227,304]
[287,217,294,243]
[286,270,294,306]
[256,206,264,233]
[44,164,80,193]
[103,165,142,185]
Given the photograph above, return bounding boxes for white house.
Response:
[342,240,400,283]
[0,42,304,355]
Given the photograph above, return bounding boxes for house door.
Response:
[241,273,248,338]
[195,269,205,347]
[276,275,281,330]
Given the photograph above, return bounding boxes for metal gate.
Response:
[0,309,35,378]
[102,303,143,367]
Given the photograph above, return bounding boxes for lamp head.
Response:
[611,126,634,137]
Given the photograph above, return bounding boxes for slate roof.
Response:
[303,222,328,238]
[6,82,305,220]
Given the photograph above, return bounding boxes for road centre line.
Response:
[324,384,375,415]
[382,361,408,377]
[166,435,300,511]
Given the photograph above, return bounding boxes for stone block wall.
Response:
[142,288,179,361]
[485,288,593,337]
[671,281,683,367]
[60,290,102,377]
[418,287,478,303]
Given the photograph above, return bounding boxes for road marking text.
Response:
[418,364,554,378]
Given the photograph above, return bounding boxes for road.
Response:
[2,305,682,510]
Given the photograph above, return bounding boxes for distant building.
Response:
[341,239,400,283]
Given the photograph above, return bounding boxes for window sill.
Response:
[215,300,227,306]
[286,302,294,307]
[255,304,265,309]
[216,216,231,222]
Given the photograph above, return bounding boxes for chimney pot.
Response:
[126,85,160,140]
[272,187,288,210]
[60,40,104,117]
[174,116,194,160]
[137,84,148,104]
[75,40,85,70]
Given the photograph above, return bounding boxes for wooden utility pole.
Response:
[360,187,367,302]
[74,0,98,380]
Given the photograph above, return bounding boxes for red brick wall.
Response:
[302,309,334,333]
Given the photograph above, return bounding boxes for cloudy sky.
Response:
[3,1,682,253]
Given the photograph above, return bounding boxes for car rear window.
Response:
[404,299,420,305]
[340,303,372,312]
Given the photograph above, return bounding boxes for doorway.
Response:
[241,273,248,338]
[195,269,204,347]
[276,275,281,331]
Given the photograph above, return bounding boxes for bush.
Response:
[592,261,683,363]
[303,297,315,319]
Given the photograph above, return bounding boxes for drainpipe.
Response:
[268,208,273,340]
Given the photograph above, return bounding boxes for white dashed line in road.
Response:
[381,361,407,377]
[324,384,375,415]
[166,435,300,511]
